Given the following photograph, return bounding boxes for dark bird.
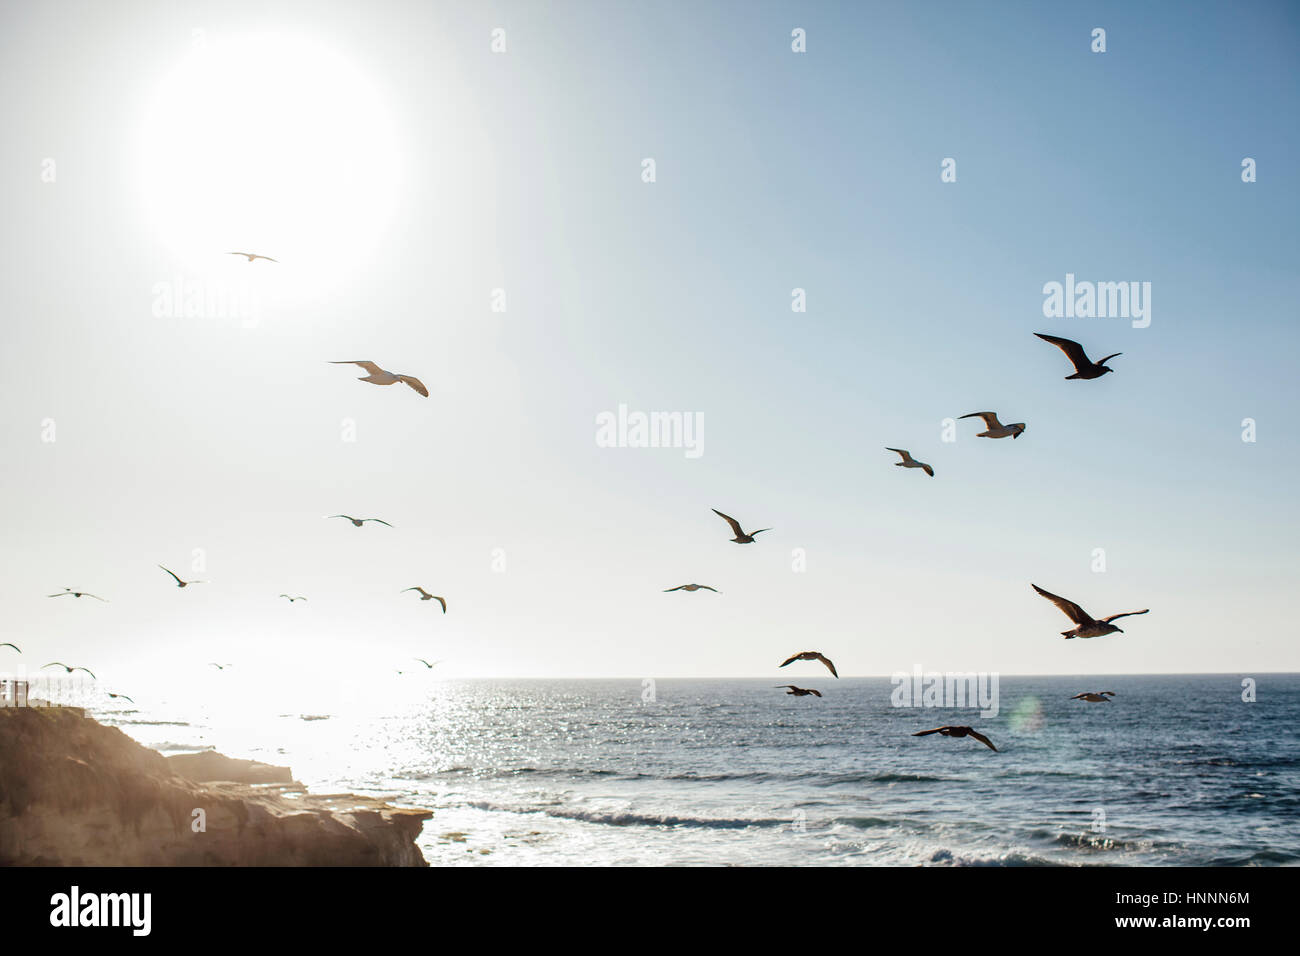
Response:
[664,584,719,593]
[330,360,428,397]
[327,515,393,527]
[713,509,770,544]
[780,651,839,678]
[48,588,108,601]
[279,594,307,602]
[159,565,205,588]
[106,692,135,703]
[1032,584,1149,639]
[959,411,1026,439]
[42,662,96,679]
[1034,332,1121,380]
[886,447,934,477]
[913,725,997,752]
[402,588,446,612]
[775,685,822,697]
[413,658,442,669]
[228,251,277,263]
[1071,691,1117,702]
[208,662,230,670]
[0,643,20,653]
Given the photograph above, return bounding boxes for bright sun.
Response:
[135,33,401,292]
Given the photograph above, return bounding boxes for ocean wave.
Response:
[929,848,1064,867]
[461,800,791,830]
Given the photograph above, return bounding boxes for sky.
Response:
[0,0,1297,700]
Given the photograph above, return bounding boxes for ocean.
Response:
[89,674,1300,866]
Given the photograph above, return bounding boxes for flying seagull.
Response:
[913,725,997,752]
[327,515,393,528]
[48,588,108,601]
[664,584,719,593]
[159,565,205,588]
[402,588,446,612]
[330,361,428,397]
[959,412,1026,439]
[42,662,96,679]
[1071,691,1117,702]
[208,662,230,670]
[1034,333,1121,380]
[712,509,770,544]
[1032,584,1149,639]
[775,685,822,697]
[885,448,934,477]
[106,691,135,703]
[413,658,443,669]
[0,643,20,653]
[228,252,277,263]
[780,651,839,678]
[279,595,307,602]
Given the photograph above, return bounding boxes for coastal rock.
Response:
[0,707,431,866]
[167,750,293,785]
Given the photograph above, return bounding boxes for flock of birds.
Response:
[1,247,1148,757]
[662,332,1149,755]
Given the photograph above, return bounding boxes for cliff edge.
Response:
[0,707,431,866]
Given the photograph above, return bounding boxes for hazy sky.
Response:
[1,0,1297,698]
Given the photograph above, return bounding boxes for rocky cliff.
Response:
[0,707,431,866]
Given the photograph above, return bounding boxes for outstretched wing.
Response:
[663,585,686,592]
[967,729,998,752]
[920,463,934,477]
[696,585,719,592]
[712,509,744,537]
[808,689,823,697]
[1096,352,1122,366]
[1034,332,1091,372]
[158,565,184,585]
[885,447,912,462]
[1031,584,1091,625]
[912,727,949,737]
[960,412,1001,429]
[74,667,97,679]
[779,654,801,668]
[397,375,429,397]
[1101,608,1149,624]
[363,519,394,527]
[331,360,384,375]
[432,596,447,613]
[815,653,839,678]
[0,643,20,652]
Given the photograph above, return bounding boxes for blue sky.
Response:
[0,0,1296,698]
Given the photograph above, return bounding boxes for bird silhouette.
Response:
[663,584,719,593]
[279,595,308,602]
[330,361,428,397]
[402,588,446,612]
[779,651,839,678]
[327,515,393,528]
[913,725,997,752]
[712,509,770,544]
[1034,333,1121,380]
[42,662,96,679]
[775,685,822,697]
[1071,691,1117,702]
[885,448,934,477]
[1032,584,1149,639]
[48,588,108,601]
[159,566,205,588]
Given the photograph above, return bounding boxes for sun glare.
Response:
[135,33,401,295]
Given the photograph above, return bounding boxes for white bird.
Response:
[1032,584,1149,639]
[228,251,277,263]
[330,361,428,397]
[885,448,934,477]
[959,411,1026,439]
[402,588,446,612]
[159,565,205,588]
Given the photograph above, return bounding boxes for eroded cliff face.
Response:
[0,707,431,866]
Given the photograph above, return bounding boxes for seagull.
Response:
[1032,584,1149,639]
[159,565,205,588]
[330,361,428,397]
[912,725,997,752]
[327,515,393,528]
[48,588,108,601]
[402,588,446,612]
[713,509,770,544]
[779,651,839,678]
[106,692,135,703]
[279,595,308,602]
[664,584,719,593]
[775,685,822,697]
[413,658,443,669]
[959,412,1026,439]
[1034,333,1121,380]
[1071,691,1117,702]
[42,662,96,679]
[0,643,20,653]
[207,662,230,670]
[885,448,934,477]
[227,252,277,263]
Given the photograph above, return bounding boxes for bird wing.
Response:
[397,375,429,397]
[159,565,184,585]
[119,694,135,702]
[331,361,384,375]
[74,667,97,679]
[433,596,447,613]
[415,658,432,667]
[1096,352,1122,366]
[779,654,801,668]
[87,594,107,601]
[1069,693,1087,700]
[663,586,686,592]
[1031,584,1092,624]
[1101,691,1116,696]
[1034,332,1091,371]
[960,412,1002,428]
[0,643,20,652]
[47,592,73,597]
[885,447,912,462]
[698,585,719,592]
[920,463,934,477]
[403,587,427,595]
[327,515,355,521]
[364,518,393,527]
[1101,608,1149,623]
[912,727,948,737]
[774,685,798,690]
[712,509,745,537]
[967,729,998,752]
[815,653,839,678]
[42,662,68,670]
[808,689,823,697]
